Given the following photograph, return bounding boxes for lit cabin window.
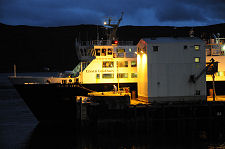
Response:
[117,61,128,67]
[131,61,137,67]
[117,49,125,53]
[108,49,112,55]
[129,48,132,52]
[195,57,200,63]
[102,74,114,78]
[101,49,106,56]
[117,73,128,78]
[195,45,200,51]
[95,49,100,56]
[131,73,138,78]
[103,61,114,68]
[184,45,188,49]
[96,74,100,79]
[153,46,158,52]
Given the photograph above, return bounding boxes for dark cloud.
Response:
[0,0,224,27]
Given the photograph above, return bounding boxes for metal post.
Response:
[14,64,16,77]
[117,61,119,93]
[212,73,216,102]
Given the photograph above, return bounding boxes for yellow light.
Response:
[141,51,143,53]
[137,54,140,65]
[104,21,107,25]
[135,52,137,54]
[222,45,225,51]
[142,54,147,65]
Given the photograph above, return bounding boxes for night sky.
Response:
[0,0,225,27]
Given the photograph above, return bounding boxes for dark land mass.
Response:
[0,23,225,72]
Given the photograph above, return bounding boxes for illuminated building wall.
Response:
[137,37,206,102]
[206,56,225,81]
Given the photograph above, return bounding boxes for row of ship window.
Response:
[95,48,136,58]
[102,61,137,68]
[81,45,200,56]
[96,73,138,79]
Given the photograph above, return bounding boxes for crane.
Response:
[189,58,217,101]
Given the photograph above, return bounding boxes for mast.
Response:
[104,12,124,44]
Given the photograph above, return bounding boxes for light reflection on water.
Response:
[1,73,225,149]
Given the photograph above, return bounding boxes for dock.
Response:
[76,96,225,137]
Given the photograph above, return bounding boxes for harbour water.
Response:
[1,73,225,149]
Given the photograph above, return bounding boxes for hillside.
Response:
[0,23,225,72]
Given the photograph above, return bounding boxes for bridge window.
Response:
[101,49,106,56]
[108,48,112,55]
[95,49,100,56]
[103,61,114,68]
[117,73,128,78]
[102,74,114,79]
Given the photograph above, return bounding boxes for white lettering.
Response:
[85,69,114,73]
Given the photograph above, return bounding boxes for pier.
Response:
[77,98,225,138]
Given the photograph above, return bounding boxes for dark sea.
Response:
[1,73,225,149]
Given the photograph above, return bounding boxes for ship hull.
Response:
[13,82,137,123]
[13,83,91,123]
[12,81,222,123]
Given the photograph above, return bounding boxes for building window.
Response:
[95,49,100,56]
[195,45,200,51]
[108,48,112,55]
[96,74,100,79]
[101,49,106,56]
[153,46,158,52]
[117,73,128,78]
[196,90,200,95]
[195,57,200,63]
[184,45,188,49]
[117,61,128,67]
[131,61,137,67]
[103,61,114,68]
[131,73,138,78]
[102,74,114,79]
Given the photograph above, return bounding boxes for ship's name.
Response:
[86,69,114,73]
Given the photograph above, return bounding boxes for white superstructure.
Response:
[137,37,206,102]
[76,42,138,84]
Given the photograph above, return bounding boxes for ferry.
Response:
[8,13,138,123]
